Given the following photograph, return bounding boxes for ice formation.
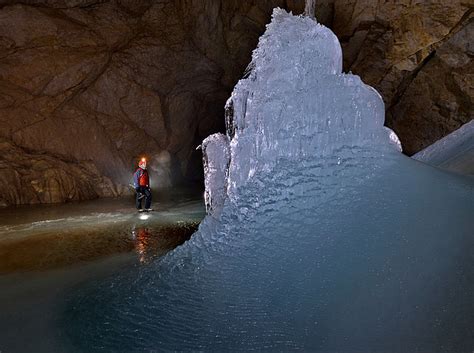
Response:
[413,120,474,175]
[204,8,401,207]
[201,133,230,217]
[304,0,316,18]
[60,9,474,353]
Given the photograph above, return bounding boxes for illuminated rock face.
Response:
[325,0,473,154]
[0,139,121,205]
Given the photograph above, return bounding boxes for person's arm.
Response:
[133,170,140,190]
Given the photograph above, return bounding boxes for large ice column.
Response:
[205,9,401,206]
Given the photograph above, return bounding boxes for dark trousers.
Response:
[136,187,152,209]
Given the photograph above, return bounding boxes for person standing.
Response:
[133,157,152,211]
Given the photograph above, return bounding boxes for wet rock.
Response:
[0,139,122,205]
[388,16,473,154]
[323,0,473,154]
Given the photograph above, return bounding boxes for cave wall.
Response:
[0,0,471,205]
[325,0,473,155]
[0,0,298,205]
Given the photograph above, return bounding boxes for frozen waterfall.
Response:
[62,9,474,353]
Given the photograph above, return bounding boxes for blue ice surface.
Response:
[413,120,474,176]
[60,152,473,352]
[59,9,474,352]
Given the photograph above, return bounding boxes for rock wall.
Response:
[0,138,121,205]
[0,0,471,205]
[0,0,297,205]
[323,0,473,154]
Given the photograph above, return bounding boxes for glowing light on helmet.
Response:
[139,157,147,169]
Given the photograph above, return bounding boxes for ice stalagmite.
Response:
[204,8,401,208]
[62,9,474,353]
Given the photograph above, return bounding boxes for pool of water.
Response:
[0,189,205,273]
[0,188,205,352]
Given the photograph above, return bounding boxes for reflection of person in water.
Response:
[133,227,153,264]
[131,224,198,264]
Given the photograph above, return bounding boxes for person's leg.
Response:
[136,188,143,209]
[144,188,152,209]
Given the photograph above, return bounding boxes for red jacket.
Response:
[133,168,149,188]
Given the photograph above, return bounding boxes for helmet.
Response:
[138,157,147,169]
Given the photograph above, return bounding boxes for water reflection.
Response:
[0,193,205,274]
[0,222,199,274]
[131,224,198,264]
[133,227,152,264]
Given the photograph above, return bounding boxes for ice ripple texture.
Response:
[61,9,474,352]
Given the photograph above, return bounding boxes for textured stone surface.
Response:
[0,0,472,205]
[324,0,473,154]
[0,0,298,205]
[0,139,121,205]
[388,15,473,154]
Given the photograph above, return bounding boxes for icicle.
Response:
[304,0,316,19]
